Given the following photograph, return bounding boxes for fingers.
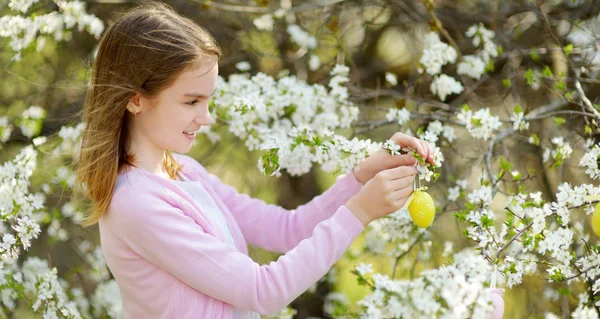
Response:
[391,185,414,202]
[390,132,436,166]
[421,140,436,165]
[391,154,417,167]
[391,132,424,156]
[388,175,415,191]
[382,165,418,180]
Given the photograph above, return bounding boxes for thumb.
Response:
[389,154,417,167]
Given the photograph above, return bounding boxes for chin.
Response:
[175,142,195,154]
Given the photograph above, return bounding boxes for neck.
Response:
[127,134,169,178]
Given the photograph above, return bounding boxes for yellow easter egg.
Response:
[408,190,436,228]
[591,203,600,237]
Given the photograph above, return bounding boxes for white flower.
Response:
[253,14,274,31]
[551,136,573,163]
[385,72,398,86]
[308,55,320,71]
[448,186,461,201]
[456,179,468,189]
[235,61,251,72]
[530,192,543,205]
[385,108,411,126]
[356,263,374,276]
[324,292,348,314]
[12,216,41,250]
[0,117,13,143]
[32,136,47,146]
[91,280,122,318]
[467,185,493,207]
[580,144,600,180]
[430,74,463,101]
[9,0,40,13]
[457,107,502,140]
[419,32,458,75]
[538,227,573,265]
[465,23,497,63]
[22,105,45,120]
[457,55,486,80]
[510,110,530,131]
[287,24,317,49]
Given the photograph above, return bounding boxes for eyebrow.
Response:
[184,87,217,98]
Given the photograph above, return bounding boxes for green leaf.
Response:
[529,134,540,146]
[465,202,475,211]
[480,215,495,227]
[485,59,495,72]
[556,80,566,91]
[503,78,511,88]
[524,69,534,85]
[500,156,512,171]
[542,65,553,77]
[564,44,574,56]
[497,170,505,180]
[553,117,566,126]
[512,171,522,181]
[549,268,565,282]
[530,47,540,62]
[513,104,523,114]
[454,211,467,221]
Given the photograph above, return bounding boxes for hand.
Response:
[345,165,418,226]
[353,132,436,184]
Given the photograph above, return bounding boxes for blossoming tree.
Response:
[1,0,600,318]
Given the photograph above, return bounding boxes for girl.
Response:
[75,2,501,319]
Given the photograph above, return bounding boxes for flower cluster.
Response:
[0,0,104,60]
[0,117,13,143]
[430,74,464,101]
[457,105,502,140]
[580,140,600,180]
[419,32,458,76]
[510,105,530,131]
[287,24,317,49]
[465,23,498,64]
[355,250,498,319]
[19,105,46,139]
[385,108,411,126]
[209,65,374,177]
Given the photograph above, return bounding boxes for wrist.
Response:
[352,164,368,185]
[345,199,371,227]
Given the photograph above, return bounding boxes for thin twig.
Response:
[391,233,425,279]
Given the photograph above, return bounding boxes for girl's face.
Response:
[127,59,218,156]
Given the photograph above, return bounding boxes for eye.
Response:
[186,99,199,106]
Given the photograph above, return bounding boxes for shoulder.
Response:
[172,153,210,177]
[110,173,176,221]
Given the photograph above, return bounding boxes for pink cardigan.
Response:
[99,153,365,318]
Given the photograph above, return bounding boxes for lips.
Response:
[183,131,196,140]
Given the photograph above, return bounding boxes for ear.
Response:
[126,92,143,115]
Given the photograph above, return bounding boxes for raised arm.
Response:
[194,159,363,253]
[111,184,364,315]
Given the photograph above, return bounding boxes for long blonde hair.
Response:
[75,2,221,228]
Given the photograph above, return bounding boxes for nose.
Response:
[195,105,212,126]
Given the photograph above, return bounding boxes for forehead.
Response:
[169,59,219,94]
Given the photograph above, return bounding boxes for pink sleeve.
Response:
[112,185,365,315]
[200,165,364,253]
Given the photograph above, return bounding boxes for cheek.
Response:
[147,107,191,134]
